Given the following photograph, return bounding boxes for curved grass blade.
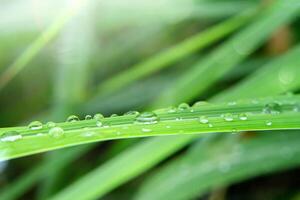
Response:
[1,95,300,161]
[95,9,257,97]
[0,0,87,91]
[135,130,300,200]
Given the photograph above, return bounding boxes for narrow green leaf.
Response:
[1,95,300,161]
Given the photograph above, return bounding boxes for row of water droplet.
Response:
[1,100,299,142]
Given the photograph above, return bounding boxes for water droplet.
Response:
[166,125,171,129]
[227,101,236,106]
[135,112,159,124]
[85,115,92,120]
[266,121,272,126]
[96,121,103,127]
[94,113,104,120]
[66,115,79,122]
[110,114,118,117]
[46,121,56,128]
[124,111,140,116]
[263,103,281,114]
[223,113,234,122]
[167,106,177,113]
[193,101,209,107]
[208,123,213,128]
[0,131,22,142]
[142,128,152,133]
[199,116,209,124]
[28,121,43,130]
[239,113,248,121]
[81,128,98,137]
[48,127,64,138]
[178,103,190,111]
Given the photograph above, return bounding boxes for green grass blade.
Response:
[95,9,256,97]
[153,0,300,107]
[0,0,87,91]
[135,130,300,200]
[1,95,300,161]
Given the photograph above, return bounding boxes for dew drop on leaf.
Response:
[66,115,80,122]
[85,115,92,120]
[28,121,43,130]
[263,102,281,114]
[46,121,56,128]
[223,113,234,122]
[135,112,159,124]
[227,101,237,106]
[167,106,177,113]
[193,101,209,107]
[110,114,118,117]
[178,103,190,111]
[96,121,103,127]
[48,127,64,138]
[94,113,104,120]
[239,113,248,121]
[266,120,272,126]
[0,131,22,142]
[124,111,140,116]
[142,128,152,133]
[199,116,209,124]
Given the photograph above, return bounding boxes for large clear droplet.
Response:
[0,131,22,142]
[46,121,56,128]
[85,115,92,120]
[28,121,43,130]
[199,116,209,124]
[66,115,80,122]
[193,101,209,107]
[239,113,248,121]
[124,111,140,116]
[263,102,281,114]
[178,103,190,111]
[266,120,272,126]
[223,113,234,122]
[167,106,177,113]
[93,113,104,121]
[48,127,64,138]
[135,112,159,124]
